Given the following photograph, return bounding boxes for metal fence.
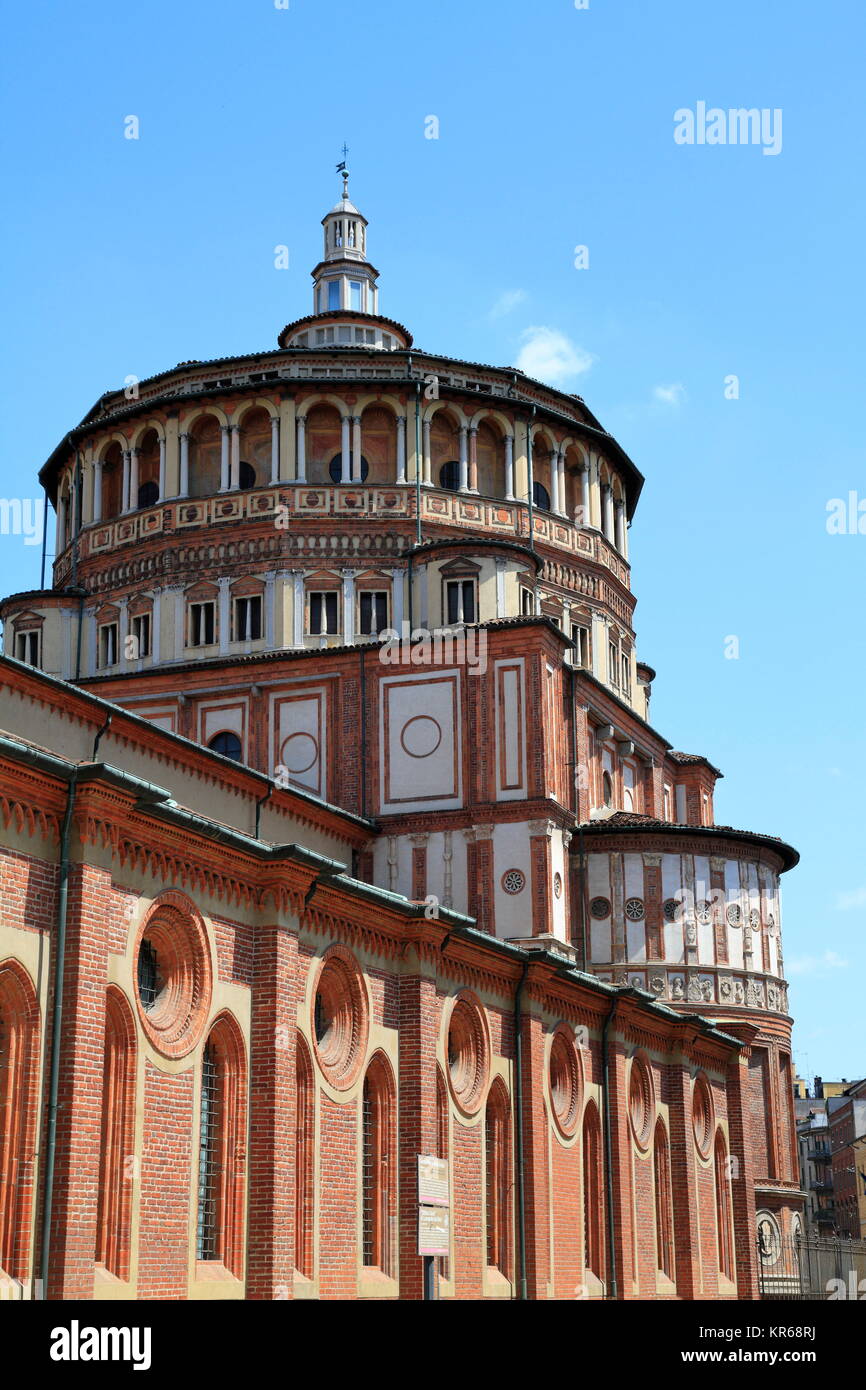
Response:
[758,1234,866,1300]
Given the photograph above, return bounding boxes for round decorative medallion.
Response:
[311,946,369,1091]
[663,898,680,923]
[756,1211,782,1266]
[446,993,489,1116]
[625,897,645,921]
[767,914,776,933]
[749,908,760,929]
[133,894,213,1060]
[548,1026,582,1139]
[695,900,713,925]
[501,868,526,895]
[726,903,742,927]
[692,1073,714,1158]
[280,731,319,775]
[553,872,563,899]
[628,1055,653,1151]
[590,896,611,919]
[399,715,442,759]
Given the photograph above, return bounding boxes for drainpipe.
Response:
[359,644,367,819]
[73,590,85,683]
[513,958,530,1300]
[414,379,422,547]
[526,408,536,559]
[39,486,49,590]
[254,783,273,839]
[38,767,78,1299]
[601,996,619,1300]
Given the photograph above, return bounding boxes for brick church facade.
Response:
[0,173,803,1300]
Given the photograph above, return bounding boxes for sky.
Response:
[0,0,863,1081]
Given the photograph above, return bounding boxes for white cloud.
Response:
[515,326,595,385]
[835,886,866,911]
[786,950,849,977]
[489,289,527,319]
[653,382,686,406]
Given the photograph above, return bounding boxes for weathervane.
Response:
[336,143,350,198]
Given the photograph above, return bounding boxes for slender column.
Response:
[558,451,567,514]
[495,558,507,618]
[504,435,514,500]
[86,606,98,676]
[218,577,231,652]
[270,416,280,484]
[579,464,590,526]
[468,427,478,492]
[390,567,404,633]
[151,592,161,665]
[229,425,241,490]
[121,451,131,513]
[351,416,362,483]
[291,570,305,647]
[342,568,356,644]
[296,417,306,483]
[458,426,468,492]
[158,436,166,500]
[92,460,103,523]
[396,416,406,483]
[602,484,614,541]
[422,419,432,485]
[118,596,130,668]
[220,426,230,491]
[173,588,185,660]
[264,571,276,648]
[341,416,351,483]
[614,500,625,554]
[129,449,139,511]
[179,433,190,497]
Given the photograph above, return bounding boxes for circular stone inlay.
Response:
[400,715,442,759]
[280,731,319,775]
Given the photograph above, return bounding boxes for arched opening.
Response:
[474,420,506,499]
[0,961,39,1281]
[100,443,123,521]
[582,1101,605,1284]
[531,434,553,512]
[196,1014,247,1277]
[305,404,342,487]
[714,1131,735,1281]
[208,731,242,762]
[96,988,136,1279]
[653,1118,674,1280]
[360,405,397,484]
[485,1078,511,1277]
[188,416,223,498]
[238,407,271,491]
[436,1066,450,1281]
[564,445,588,525]
[431,411,460,490]
[361,1054,395,1275]
[295,1035,314,1279]
[137,429,161,510]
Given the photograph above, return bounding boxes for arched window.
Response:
[0,961,39,1281]
[361,1055,395,1275]
[485,1079,510,1276]
[653,1118,674,1280]
[439,460,460,491]
[714,1131,735,1281]
[532,480,551,512]
[329,454,369,483]
[436,1066,450,1281]
[196,1014,246,1278]
[583,1101,604,1282]
[136,429,161,510]
[96,988,136,1278]
[295,1035,314,1279]
[208,731,242,762]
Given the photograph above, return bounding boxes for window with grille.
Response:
[196,1041,220,1261]
[131,612,150,658]
[137,939,159,1010]
[436,1068,450,1281]
[362,1062,393,1274]
[654,1120,674,1280]
[309,591,339,635]
[188,601,215,647]
[445,579,476,625]
[233,595,262,642]
[359,591,388,635]
[583,1103,604,1278]
[295,1039,314,1279]
[14,630,40,666]
[485,1085,509,1274]
[98,622,118,668]
[208,731,242,762]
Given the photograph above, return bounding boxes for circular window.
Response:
[446,994,489,1115]
[502,868,526,895]
[629,1055,653,1151]
[749,908,760,929]
[553,872,563,899]
[726,903,742,927]
[329,454,370,483]
[625,897,645,921]
[695,900,713,925]
[549,1026,582,1138]
[208,730,242,762]
[311,947,368,1091]
[692,1073,714,1157]
[663,898,680,922]
[590,896,611,919]
[134,895,212,1059]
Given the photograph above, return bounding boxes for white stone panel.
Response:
[380,671,462,813]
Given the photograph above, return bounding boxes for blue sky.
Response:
[1,0,863,1081]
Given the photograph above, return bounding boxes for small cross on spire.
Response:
[336,143,350,198]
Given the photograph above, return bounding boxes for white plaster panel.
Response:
[380,671,462,813]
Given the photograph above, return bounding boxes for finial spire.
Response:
[336,143,350,199]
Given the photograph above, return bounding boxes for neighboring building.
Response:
[828,1080,866,1239]
[797,1105,836,1234]
[0,172,804,1300]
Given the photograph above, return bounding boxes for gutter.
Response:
[513,958,530,1300]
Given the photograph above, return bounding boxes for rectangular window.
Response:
[570,623,589,668]
[328,279,341,310]
[14,630,40,666]
[188,601,216,647]
[349,280,362,311]
[608,640,619,686]
[520,588,534,616]
[309,591,339,635]
[663,784,673,821]
[359,591,388,635]
[131,612,151,658]
[233,595,262,642]
[97,622,118,669]
[621,651,631,696]
[445,579,476,625]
